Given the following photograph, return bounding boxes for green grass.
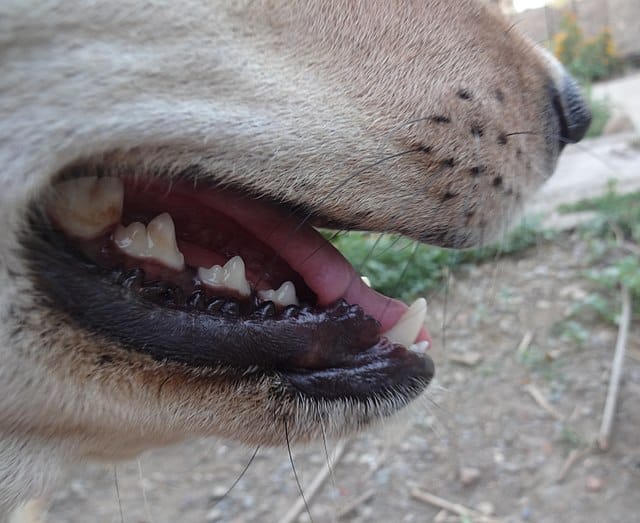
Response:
[327,218,554,302]
[559,187,640,324]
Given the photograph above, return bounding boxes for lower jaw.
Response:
[26,223,434,401]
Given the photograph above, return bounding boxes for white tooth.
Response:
[258,281,299,307]
[114,222,147,252]
[198,256,251,297]
[198,264,225,286]
[383,298,428,347]
[113,213,184,271]
[361,276,372,287]
[409,341,430,354]
[49,176,124,239]
[222,256,251,297]
[146,213,185,271]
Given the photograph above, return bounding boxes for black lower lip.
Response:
[25,217,434,400]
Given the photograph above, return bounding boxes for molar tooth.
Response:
[48,176,124,239]
[258,281,299,307]
[382,298,427,347]
[198,256,251,297]
[113,213,184,271]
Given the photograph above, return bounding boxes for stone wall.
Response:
[509,0,640,58]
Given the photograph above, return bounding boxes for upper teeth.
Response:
[198,256,251,297]
[258,281,299,307]
[113,213,185,271]
[48,176,124,239]
[382,298,427,347]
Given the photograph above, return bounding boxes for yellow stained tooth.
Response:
[382,298,427,347]
[258,281,299,307]
[49,176,124,239]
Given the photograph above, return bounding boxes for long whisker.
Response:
[284,419,314,523]
[209,446,261,510]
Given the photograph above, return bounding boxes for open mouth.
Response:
[30,174,434,400]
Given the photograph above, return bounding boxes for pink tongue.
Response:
[186,185,430,345]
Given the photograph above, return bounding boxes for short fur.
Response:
[1,1,569,519]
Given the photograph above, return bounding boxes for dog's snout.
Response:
[551,72,592,145]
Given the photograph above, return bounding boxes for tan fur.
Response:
[1,1,569,519]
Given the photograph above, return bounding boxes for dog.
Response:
[0,1,590,520]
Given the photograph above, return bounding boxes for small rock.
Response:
[449,351,483,367]
[603,110,635,135]
[206,508,223,522]
[211,485,229,500]
[459,466,482,486]
[476,501,495,516]
[586,475,604,492]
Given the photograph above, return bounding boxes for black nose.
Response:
[552,74,592,144]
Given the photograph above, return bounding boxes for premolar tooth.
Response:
[145,213,184,270]
[198,256,251,297]
[383,298,427,347]
[258,281,299,307]
[48,176,124,239]
[113,213,184,271]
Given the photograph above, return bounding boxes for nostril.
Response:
[552,74,592,145]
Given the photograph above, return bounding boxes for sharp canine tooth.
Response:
[198,256,251,297]
[361,276,372,287]
[258,281,299,307]
[49,176,124,239]
[383,298,427,347]
[113,213,185,271]
[409,341,430,354]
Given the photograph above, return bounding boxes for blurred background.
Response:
[48,1,639,521]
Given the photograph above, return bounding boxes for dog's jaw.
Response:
[0,0,590,514]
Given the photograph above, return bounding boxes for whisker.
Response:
[284,419,314,523]
[114,466,125,523]
[209,446,261,510]
[137,459,154,523]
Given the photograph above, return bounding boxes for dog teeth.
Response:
[409,341,430,354]
[198,256,251,297]
[48,176,124,239]
[382,298,427,347]
[258,281,299,307]
[113,213,185,271]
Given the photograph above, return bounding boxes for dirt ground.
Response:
[46,232,640,523]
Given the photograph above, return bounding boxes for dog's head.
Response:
[0,0,589,501]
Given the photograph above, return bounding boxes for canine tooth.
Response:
[198,256,251,297]
[49,176,124,239]
[258,281,299,307]
[113,213,185,271]
[383,298,427,347]
[361,276,372,287]
[409,341,430,354]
